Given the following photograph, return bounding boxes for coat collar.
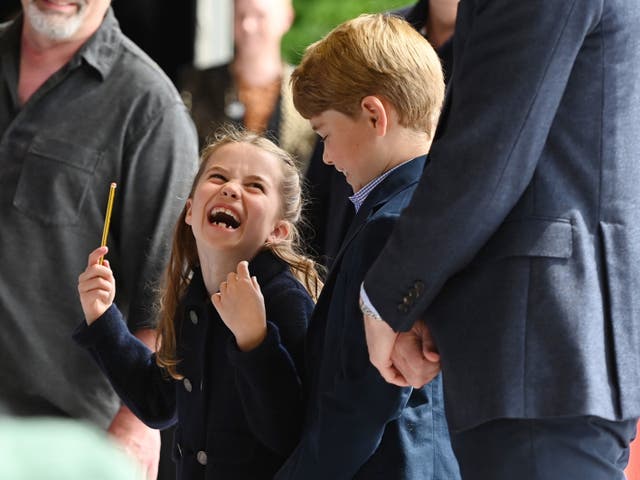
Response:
[74,7,122,80]
[181,249,289,307]
[322,154,427,287]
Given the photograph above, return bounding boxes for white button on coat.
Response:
[183,378,192,392]
[197,450,208,465]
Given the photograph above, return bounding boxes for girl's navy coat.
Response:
[74,251,313,480]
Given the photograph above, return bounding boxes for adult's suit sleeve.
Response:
[276,217,413,480]
[364,0,603,330]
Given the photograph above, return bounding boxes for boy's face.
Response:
[310,108,382,193]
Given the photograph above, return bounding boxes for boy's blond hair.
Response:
[291,13,445,138]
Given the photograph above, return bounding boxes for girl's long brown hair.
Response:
[156,126,324,379]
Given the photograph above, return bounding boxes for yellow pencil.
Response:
[99,182,117,265]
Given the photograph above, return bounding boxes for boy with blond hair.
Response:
[275,13,459,479]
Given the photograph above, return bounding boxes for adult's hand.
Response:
[363,314,409,387]
[108,405,160,480]
[391,320,441,388]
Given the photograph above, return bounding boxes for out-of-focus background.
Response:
[282,0,410,63]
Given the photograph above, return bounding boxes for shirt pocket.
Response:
[13,136,103,226]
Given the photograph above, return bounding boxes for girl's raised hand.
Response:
[212,261,267,352]
[78,246,116,325]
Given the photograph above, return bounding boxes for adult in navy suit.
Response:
[362,0,640,478]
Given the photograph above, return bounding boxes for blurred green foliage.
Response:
[282,0,411,64]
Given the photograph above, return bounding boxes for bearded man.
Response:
[0,1,198,478]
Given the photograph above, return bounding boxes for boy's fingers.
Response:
[251,275,260,291]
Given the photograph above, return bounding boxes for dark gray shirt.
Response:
[0,9,198,427]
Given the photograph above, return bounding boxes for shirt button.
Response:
[183,378,192,392]
[189,310,198,325]
[196,450,208,465]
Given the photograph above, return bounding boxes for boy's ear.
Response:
[267,220,290,244]
[184,199,193,226]
[360,95,388,136]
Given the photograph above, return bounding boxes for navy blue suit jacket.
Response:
[277,157,459,479]
[365,0,640,432]
[74,251,313,480]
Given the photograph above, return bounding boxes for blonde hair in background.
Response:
[291,13,445,138]
[156,125,323,379]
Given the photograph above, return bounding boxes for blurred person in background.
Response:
[179,0,316,173]
[0,417,141,480]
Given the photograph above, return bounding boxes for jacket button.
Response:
[397,303,409,313]
[189,310,198,325]
[414,281,425,296]
[196,450,208,465]
[183,378,192,392]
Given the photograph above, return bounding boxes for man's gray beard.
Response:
[26,2,84,41]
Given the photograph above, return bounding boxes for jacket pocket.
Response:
[13,136,103,226]
[471,216,573,265]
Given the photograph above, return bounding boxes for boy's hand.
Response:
[78,246,115,324]
[212,261,267,352]
[363,314,408,386]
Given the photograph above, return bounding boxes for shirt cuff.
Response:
[359,283,383,319]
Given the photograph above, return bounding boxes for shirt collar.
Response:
[76,7,121,80]
[348,159,413,213]
[0,8,121,80]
